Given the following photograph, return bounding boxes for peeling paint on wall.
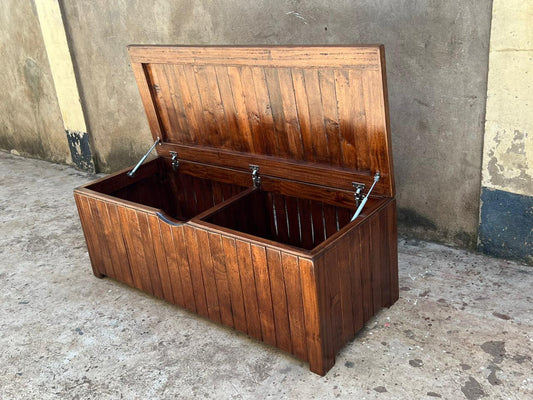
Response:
[485,130,532,193]
[66,130,94,173]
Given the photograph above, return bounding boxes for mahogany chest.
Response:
[74,45,398,375]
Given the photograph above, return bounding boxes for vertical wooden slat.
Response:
[182,225,209,318]
[87,198,116,279]
[334,70,357,169]
[240,66,266,154]
[222,236,248,333]
[281,253,308,361]
[181,64,209,146]
[147,215,175,303]
[194,65,229,148]
[323,250,343,355]
[214,65,244,151]
[147,65,174,139]
[277,68,304,160]
[106,203,134,286]
[298,199,314,250]
[195,229,222,323]
[264,67,291,158]
[284,195,301,248]
[226,66,254,152]
[359,221,373,321]
[388,201,400,305]
[250,244,276,346]
[117,207,151,293]
[273,194,289,244]
[303,69,329,163]
[369,215,382,314]
[322,203,338,239]
[299,257,329,375]
[350,69,369,171]
[362,69,386,174]
[252,67,278,155]
[337,231,356,343]
[310,201,326,246]
[158,218,185,307]
[163,64,192,143]
[173,64,201,144]
[318,69,343,167]
[208,232,234,327]
[74,194,105,278]
[379,210,392,308]
[291,68,315,162]
[95,201,122,281]
[138,213,164,298]
[266,249,292,353]
[352,229,365,332]
[172,225,197,312]
[236,239,262,340]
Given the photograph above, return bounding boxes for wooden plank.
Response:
[334,69,357,170]
[106,203,134,286]
[337,231,356,343]
[222,236,248,333]
[359,221,373,321]
[128,45,382,69]
[251,67,278,155]
[277,68,304,160]
[157,143,391,197]
[352,229,365,332]
[299,257,330,375]
[172,225,197,312]
[181,64,210,146]
[95,201,123,281]
[298,199,314,250]
[208,232,234,327]
[291,68,315,162]
[235,239,262,340]
[173,64,200,144]
[214,65,245,152]
[379,209,392,308]
[147,214,175,303]
[250,244,276,346]
[158,215,185,306]
[387,200,399,305]
[266,249,292,353]
[182,225,210,318]
[130,63,163,141]
[194,65,228,148]
[226,66,254,152]
[369,215,383,314]
[138,213,164,299]
[350,69,369,171]
[74,194,105,278]
[310,201,326,246]
[284,195,301,248]
[163,64,192,143]
[318,69,343,167]
[281,253,307,361]
[194,229,221,323]
[87,198,116,279]
[272,193,289,245]
[240,66,266,155]
[264,67,291,158]
[303,68,329,163]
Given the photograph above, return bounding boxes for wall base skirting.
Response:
[478,187,533,265]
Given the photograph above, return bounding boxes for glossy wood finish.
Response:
[129,45,394,198]
[74,45,398,376]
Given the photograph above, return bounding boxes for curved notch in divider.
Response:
[156,212,185,227]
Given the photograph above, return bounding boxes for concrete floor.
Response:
[0,151,531,400]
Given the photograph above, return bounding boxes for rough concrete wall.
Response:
[479,0,532,264]
[0,0,71,164]
[60,0,492,248]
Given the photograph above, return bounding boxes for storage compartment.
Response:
[85,158,247,222]
[203,189,383,250]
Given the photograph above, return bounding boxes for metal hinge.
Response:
[169,151,179,171]
[249,164,261,189]
[127,137,161,177]
[350,172,381,222]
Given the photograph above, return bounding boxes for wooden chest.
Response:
[74,45,398,375]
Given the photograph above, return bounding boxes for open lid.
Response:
[128,45,394,197]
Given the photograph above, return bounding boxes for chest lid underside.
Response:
[128,45,394,198]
